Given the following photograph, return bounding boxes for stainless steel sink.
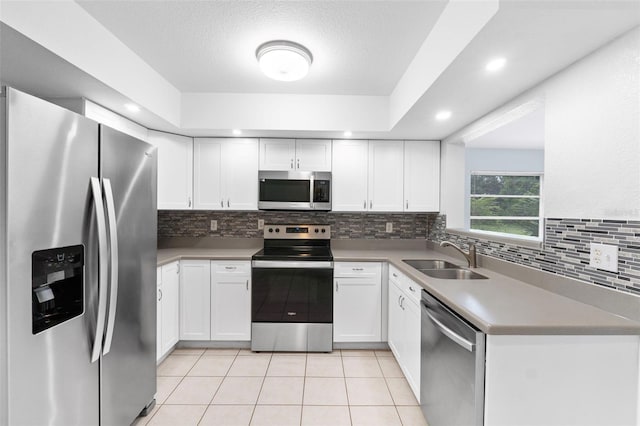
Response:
[402,259,461,270]
[417,268,488,280]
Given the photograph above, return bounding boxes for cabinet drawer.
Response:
[335,262,382,278]
[403,279,421,304]
[211,261,251,275]
[389,265,421,304]
[389,265,406,284]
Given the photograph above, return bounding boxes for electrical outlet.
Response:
[258,219,264,230]
[589,243,618,273]
[386,222,393,233]
[210,220,217,231]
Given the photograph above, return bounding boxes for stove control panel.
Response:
[264,224,331,239]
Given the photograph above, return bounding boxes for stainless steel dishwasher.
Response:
[420,290,485,426]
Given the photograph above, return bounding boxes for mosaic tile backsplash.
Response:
[158,210,435,240]
[428,215,640,296]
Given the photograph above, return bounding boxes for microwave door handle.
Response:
[90,177,109,363]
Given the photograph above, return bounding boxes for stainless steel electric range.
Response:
[251,224,333,352]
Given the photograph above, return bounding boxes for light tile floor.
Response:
[133,348,428,426]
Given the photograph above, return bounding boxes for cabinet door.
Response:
[156,267,163,361]
[387,280,404,359]
[180,260,211,340]
[332,140,368,211]
[404,141,440,212]
[403,297,421,400]
[193,138,223,210]
[222,139,259,210]
[334,277,382,342]
[161,261,180,355]
[368,141,404,211]
[148,130,193,209]
[211,262,251,341]
[259,138,295,171]
[295,139,332,171]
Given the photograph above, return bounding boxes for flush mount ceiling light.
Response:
[256,40,313,82]
[435,110,452,121]
[124,103,140,113]
[486,57,507,72]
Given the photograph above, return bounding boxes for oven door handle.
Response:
[252,260,333,269]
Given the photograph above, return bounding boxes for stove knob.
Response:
[315,228,319,233]
[275,228,280,233]
[268,228,273,233]
[321,228,326,233]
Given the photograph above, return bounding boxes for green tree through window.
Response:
[470,174,542,238]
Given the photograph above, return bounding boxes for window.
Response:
[469,173,543,239]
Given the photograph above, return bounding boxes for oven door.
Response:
[251,261,333,323]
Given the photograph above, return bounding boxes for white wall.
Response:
[544,28,640,219]
[442,27,640,224]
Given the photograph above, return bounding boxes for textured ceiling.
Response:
[77,0,447,95]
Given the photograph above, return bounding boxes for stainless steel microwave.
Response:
[258,171,331,211]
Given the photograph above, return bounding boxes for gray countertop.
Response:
[156,245,640,335]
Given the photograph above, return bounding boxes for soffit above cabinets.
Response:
[0,1,638,140]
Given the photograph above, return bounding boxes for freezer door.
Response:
[99,125,157,425]
[5,88,101,425]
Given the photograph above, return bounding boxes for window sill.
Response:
[445,228,544,250]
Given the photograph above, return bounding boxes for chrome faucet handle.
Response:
[440,240,478,268]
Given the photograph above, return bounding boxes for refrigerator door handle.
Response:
[90,177,109,363]
[102,178,119,355]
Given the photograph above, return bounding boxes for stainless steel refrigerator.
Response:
[0,87,157,425]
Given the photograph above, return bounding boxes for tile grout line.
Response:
[375,353,405,425]
[341,352,355,426]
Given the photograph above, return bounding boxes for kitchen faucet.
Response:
[440,241,477,268]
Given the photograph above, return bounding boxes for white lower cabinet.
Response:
[157,262,179,361]
[334,262,382,342]
[179,260,211,340]
[388,266,421,400]
[210,261,251,341]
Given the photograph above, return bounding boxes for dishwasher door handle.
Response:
[423,304,475,352]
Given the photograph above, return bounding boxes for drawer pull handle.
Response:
[409,286,415,292]
[352,268,363,271]
[225,266,236,270]
[392,273,398,278]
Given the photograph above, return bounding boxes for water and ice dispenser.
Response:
[32,245,84,334]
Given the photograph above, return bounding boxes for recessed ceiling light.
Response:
[486,57,506,72]
[435,110,452,121]
[343,131,353,137]
[256,40,313,82]
[125,103,140,113]
[232,129,242,136]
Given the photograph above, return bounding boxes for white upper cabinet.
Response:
[193,138,223,210]
[404,141,440,212]
[332,140,369,211]
[259,138,331,171]
[194,138,258,210]
[295,139,332,171]
[148,130,194,210]
[259,138,296,170]
[368,140,404,212]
